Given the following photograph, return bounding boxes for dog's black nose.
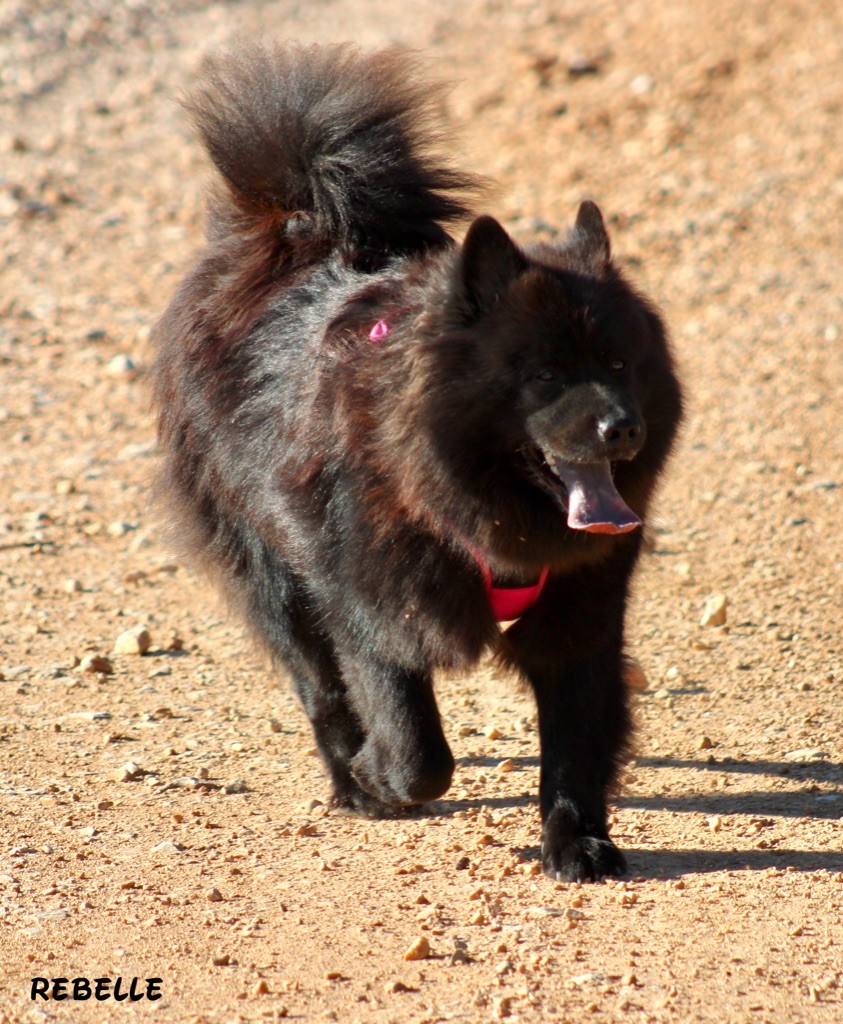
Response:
[597,413,644,458]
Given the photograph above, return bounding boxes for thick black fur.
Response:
[153,42,683,882]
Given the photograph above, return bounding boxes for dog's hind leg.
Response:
[242,540,396,817]
[283,633,386,818]
[339,656,455,808]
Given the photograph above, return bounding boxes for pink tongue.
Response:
[552,459,642,535]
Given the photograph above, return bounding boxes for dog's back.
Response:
[152,43,481,579]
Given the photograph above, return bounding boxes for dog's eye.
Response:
[611,359,626,371]
[536,369,558,382]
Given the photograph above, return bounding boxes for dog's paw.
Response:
[541,833,627,882]
[350,737,453,807]
[329,785,406,820]
[541,805,626,882]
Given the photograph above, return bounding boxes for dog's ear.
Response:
[459,216,528,317]
[565,200,611,269]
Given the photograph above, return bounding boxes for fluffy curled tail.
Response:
[185,42,483,254]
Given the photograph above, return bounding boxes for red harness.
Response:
[474,553,549,622]
[368,320,549,621]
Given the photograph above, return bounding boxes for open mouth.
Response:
[531,446,642,535]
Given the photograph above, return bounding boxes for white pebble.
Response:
[700,593,728,627]
[113,625,151,655]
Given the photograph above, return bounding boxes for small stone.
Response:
[630,73,655,94]
[115,761,142,782]
[113,625,151,656]
[55,478,76,496]
[323,970,343,980]
[403,936,430,961]
[784,748,828,762]
[706,815,722,833]
[129,531,155,552]
[493,996,513,1019]
[252,978,270,995]
[151,840,184,855]
[458,725,475,737]
[211,953,231,966]
[35,909,68,923]
[497,758,515,773]
[107,520,135,538]
[223,780,249,794]
[527,906,566,918]
[303,798,324,813]
[206,887,223,902]
[484,726,502,739]
[455,856,470,870]
[623,658,649,692]
[80,654,113,674]
[62,578,83,594]
[163,777,198,790]
[107,354,139,379]
[383,980,413,994]
[700,593,728,628]
[568,56,600,76]
[698,736,713,750]
[621,972,638,987]
[295,823,319,837]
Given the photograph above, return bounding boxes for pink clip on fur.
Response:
[369,319,390,343]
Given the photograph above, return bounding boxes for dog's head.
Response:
[438,201,681,536]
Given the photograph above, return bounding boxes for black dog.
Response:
[153,43,682,881]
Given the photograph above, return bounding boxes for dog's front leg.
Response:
[505,557,636,881]
[528,652,629,881]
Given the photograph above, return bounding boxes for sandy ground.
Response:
[1,0,842,1021]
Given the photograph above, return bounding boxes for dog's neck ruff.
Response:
[369,319,549,622]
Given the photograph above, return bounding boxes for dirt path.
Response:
[1,1,841,1021]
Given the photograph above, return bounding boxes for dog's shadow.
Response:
[511,845,843,879]
[439,755,843,877]
[626,755,843,819]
